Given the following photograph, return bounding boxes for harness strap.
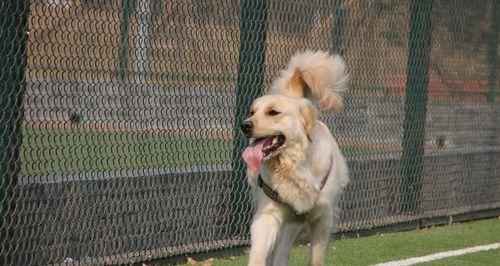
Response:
[257,158,333,215]
[258,175,288,206]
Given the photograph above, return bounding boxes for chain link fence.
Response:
[1,0,499,265]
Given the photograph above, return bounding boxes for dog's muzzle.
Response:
[240,121,253,137]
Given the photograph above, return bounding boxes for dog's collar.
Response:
[258,175,288,206]
[257,158,332,216]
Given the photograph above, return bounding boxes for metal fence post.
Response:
[0,1,30,264]
[134,0,151,84]
[487,0,498,102]
[401,0,434,214]
[332,0,345,55]
[118,0,135,82]
[229,0,268,237]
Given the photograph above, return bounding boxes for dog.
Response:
[240,50,349,266]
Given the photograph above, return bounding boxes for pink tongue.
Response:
[242,138,267,172]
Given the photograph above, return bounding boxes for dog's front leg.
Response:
[308,213,333,266]
[248,210,284,266]
[272,222,304,266]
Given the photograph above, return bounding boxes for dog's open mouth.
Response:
[261,135,286,157]
[242,134,286,172]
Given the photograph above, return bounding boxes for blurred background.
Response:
[0,0,498,264]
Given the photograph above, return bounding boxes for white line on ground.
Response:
[372,242,500,266]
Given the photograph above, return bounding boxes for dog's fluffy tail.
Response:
[271,50,348,111]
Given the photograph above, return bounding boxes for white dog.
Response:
[240,51,349,266]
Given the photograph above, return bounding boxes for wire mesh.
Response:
[0,0,499,265]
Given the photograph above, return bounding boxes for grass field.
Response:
[421,248,500,266]
[21,126,232,176]
[177,218,500,266]
[20,126,388,177]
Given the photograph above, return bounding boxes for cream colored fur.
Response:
[244,51,349,266]
[271,50,348,111]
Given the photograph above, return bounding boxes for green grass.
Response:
[419,248,500,266]
[20,126,392,176]
[179,218,500,266]
[21,126,232,176]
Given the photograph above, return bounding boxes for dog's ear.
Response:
[285,69,311,98]
[299,101,316,142]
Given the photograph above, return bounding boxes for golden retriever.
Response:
[240,50,349,266]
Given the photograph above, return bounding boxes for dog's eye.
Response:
[267,110,280,116]
[250,110,255,116]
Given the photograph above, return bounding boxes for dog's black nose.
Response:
[240,121,254,136]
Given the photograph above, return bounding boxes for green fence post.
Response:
[401,0,434,214]
[487,0,498,102]
[229,0,268,237]
[0,1,30,264]
[332,0,345,55]
[118,0,135,82]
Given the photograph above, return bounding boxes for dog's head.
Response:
[240,51,347,172]
[240,94,316,172]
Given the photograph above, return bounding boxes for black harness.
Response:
[257,158,332,216]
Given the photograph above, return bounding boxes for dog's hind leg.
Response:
[308,213,333,266]
[272,222,304,266]
[248,211,284,266]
